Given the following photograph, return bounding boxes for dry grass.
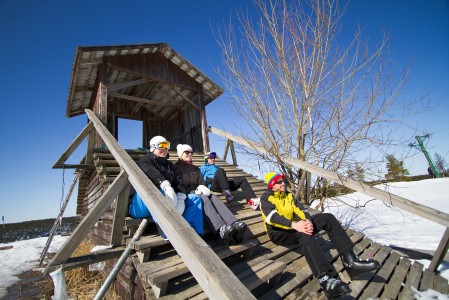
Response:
[43,240,118,299]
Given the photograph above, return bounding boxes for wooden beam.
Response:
[45,246,127,273]
[428,227,449,272]
[170,86,199,109]
[107,63,200,93]
[110,183,131,246]
[84,109,256,300]
[52,164,94,170]
[53,122,94,168]
[45,170,129,270]
[208,126,449,228]
[198,91,209,152]
[107,78,149,92]
[109,92,169,106]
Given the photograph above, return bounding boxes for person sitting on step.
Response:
[175,144,247,245]
[200,151,260,210]
[128,136,203,239]
[260,172,381,298]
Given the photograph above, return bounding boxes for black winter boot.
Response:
[219,225,236,245]
[318,273,351,298]
[231,221,247,244]
[341,251,381,278]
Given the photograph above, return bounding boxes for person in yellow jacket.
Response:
[260,172,380,298]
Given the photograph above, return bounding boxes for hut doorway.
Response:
[117,118,143,150]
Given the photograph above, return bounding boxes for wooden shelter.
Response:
[66,43,222,151]
[44,43,449,299]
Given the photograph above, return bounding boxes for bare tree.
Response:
[215,0,425,202]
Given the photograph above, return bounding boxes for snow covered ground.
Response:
[0,235,67,298]
[0,178,448,298]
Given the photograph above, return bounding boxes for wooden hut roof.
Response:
[66,43,224,118]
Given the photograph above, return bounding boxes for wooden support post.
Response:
[53,122,94,168]
[198,91,209,152]
[305,172,311,204]
[230,140,238,166]
[428,227,449,272]
[136,249,151,264]
[45,171,129,271]
[110,182,131,246]
[223,139,231,161]
[85,128,96,166]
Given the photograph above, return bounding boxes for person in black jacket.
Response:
[128,136,202,238]
[175,144,247,245]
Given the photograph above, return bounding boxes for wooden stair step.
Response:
[135,238,259,298]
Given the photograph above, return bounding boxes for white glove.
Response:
[248,197,260,211]
[195,185,211,196]
[175,192,186,214]
[160,180,176,207]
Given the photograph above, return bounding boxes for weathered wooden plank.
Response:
[420,269,436,292]
[209,127,449,228]
[45,246,127,273]
[380,257,412,299]
[110,182,131,245]
[145,239,259,286]
[428,227,449,272]
[398,260,424,300]
[189,260,287,300]
[359,250,400,299]
[434,274,449,294]
[53,122,94,168]
[45,170,129,270]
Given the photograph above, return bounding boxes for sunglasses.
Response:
[184,151,193,155]
[156,141,170,149]
[274,180,286,185]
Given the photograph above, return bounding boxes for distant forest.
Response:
[0,217,77,243]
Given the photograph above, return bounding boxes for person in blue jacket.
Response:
[200,151,260,210]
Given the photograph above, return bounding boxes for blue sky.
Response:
[0,0,448,223]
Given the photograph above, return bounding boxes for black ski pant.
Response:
[199,194,237,233]
[267,213,354,277]
[210,168,256,200]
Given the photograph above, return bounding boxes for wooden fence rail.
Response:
[208,126,449,272]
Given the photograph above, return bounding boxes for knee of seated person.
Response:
[217,168,226,175]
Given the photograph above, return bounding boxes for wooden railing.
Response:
[46,110,256,300]
[208,126,449,273]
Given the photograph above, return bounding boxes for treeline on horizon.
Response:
[0,216,77,244]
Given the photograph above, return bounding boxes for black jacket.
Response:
[175,160,205,194]
[136,152,181,193]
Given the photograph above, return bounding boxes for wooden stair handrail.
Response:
[84,110,255,300]
[208,126,449,228]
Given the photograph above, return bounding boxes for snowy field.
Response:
[0,178,448,298]
[0,235,67,298]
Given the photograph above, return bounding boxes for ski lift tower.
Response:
[409,134,440,177]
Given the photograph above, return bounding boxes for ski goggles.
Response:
[156,141,170,149]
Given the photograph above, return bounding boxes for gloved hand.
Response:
[160,180,177,207]
[248,197,260,211]
[175,193,186,214]
[195,185,211,196]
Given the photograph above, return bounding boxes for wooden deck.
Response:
[92,148,449,299]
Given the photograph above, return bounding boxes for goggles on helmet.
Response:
[156,141,170,150]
